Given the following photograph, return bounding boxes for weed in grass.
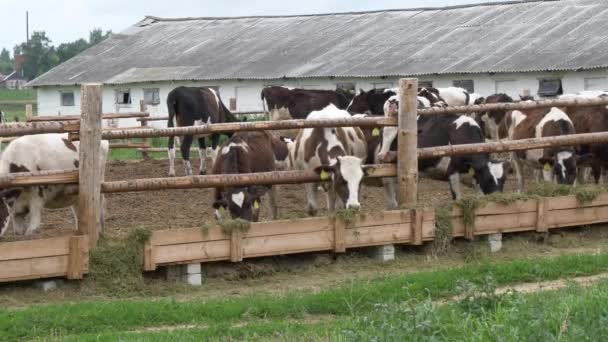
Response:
[83,227,151,295]
[433,206,453,257]
[455,275,506,316]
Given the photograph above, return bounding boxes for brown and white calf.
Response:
[292,104,370,215]
[166,86,240,177]
[0,134,109,237]
[212,131,288,222]
[507,107,577,191]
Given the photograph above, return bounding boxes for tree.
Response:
[56,38,89,64]
[89,28,112,45]
[18,31,59,80]
[0,48,12,75]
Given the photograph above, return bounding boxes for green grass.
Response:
[0,88,35,101]
[0,89,36,122]
[3,253,608,340]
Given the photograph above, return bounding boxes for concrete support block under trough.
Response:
[488,233,503,253]
[35,279,63,292]
[165,263,203,285]
[371,245,395,262]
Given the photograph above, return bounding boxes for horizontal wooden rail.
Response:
[0,170,78,188]
[110,142,151,149]
[101,164,396,193]
[418,96,608,115]
[137,112,264,122]
[137,147,199,153]
[0,121,80,137]
[69,117,396,140]
[28,112,149,122]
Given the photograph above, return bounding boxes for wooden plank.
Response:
[243,230,333,258]
[345,223,412,248]
[333,217,346,253]
[109,142,150,149]
[548,206,608,228]
[230,230,243,262]
[474,199,538,215]
[78,83,104,249]
[0,235,71,261]
[546,193,608,211]
[28,112,149,122]
[248,216,331,237]
[67,235,86,279]
[536,198,548,233]
[398,78,418,207]
[139,100,150,160]
[0,169,78,188]
[143,241,155,271]
[153,240,231,265]
[0,256,68,282]
[151,228,227,246]
[411,209,424,245]
[422,220,435,240]
[453,212,537,236]
[354,210,412,228]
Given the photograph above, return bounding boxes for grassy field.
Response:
[0,89,37,122]
[3,252,608,340]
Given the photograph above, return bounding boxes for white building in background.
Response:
[28,0,608,127]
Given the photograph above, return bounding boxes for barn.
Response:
[27,0,608,127]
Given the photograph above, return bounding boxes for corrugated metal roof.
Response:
[28,0,608,87]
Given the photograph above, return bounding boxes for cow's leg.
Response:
[326,187,337,214]
[181,135,194,176]
[448,172,462,200]
[209,134,221,167]
[24,196,44,236]
[268,186,278,220]
[197,137,207,175]
[382,178,398,210]
[168,135,177,177]
[305,183,319,216]
[12,214,26,235]
[512,153,525,192]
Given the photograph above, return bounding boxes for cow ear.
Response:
[314,165,336,181]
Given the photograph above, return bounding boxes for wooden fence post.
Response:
[139,100,151,160]
[25,104,33,121]
[78,83,103,249]
[536,198,548,233]
[398,78,418,208]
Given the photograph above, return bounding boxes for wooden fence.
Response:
[3,80,608,283]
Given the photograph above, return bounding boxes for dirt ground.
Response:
[4,157,521,240]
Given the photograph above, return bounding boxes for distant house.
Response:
[27,0,608,127]
[1,71,28,89]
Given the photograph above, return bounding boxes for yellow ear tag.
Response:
[219,207,225,213]
[544,163,551,172]
[253,200,260,209]
[320,170,330,180]
[372,128,380,136]
[468,167,475,176]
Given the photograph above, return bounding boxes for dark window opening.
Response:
[116,90,131,105]
[60,92,75,106]
[419,80,434,88]
[452,80,474,93]
[538,79,563,97]
[336,82,356,93]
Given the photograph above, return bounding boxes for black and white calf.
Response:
[166,86,240,177]
[0,134,109,237]
[292,104,370,215]
[418,87,482,107]
[378,113,509,203]
[212,131,288,222]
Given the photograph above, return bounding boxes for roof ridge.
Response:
[145,0,556,22]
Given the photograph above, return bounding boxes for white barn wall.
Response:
[35,69,608,128]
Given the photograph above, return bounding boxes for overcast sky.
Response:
[1,0,501,53]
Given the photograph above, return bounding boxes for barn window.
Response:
[372,82,393,89]
[452,80,474,93]
[143,88,160,105]
[538,79,563,97]
[60,91,75,106]
[419,80,434,88]
[116,89,132,105]
[584,77,607,91]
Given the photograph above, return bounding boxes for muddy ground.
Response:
[4,157,523,240]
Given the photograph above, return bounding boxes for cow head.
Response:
[539,151,577,185]
[383,95,399,116]
[347,89,372,114]
[0,189,22,237]
[213,186,270,222]
[470,160,511,195]
[314,156,371,210]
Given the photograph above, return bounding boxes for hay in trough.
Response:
[218,218,251,235]
[432,206,453,257]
